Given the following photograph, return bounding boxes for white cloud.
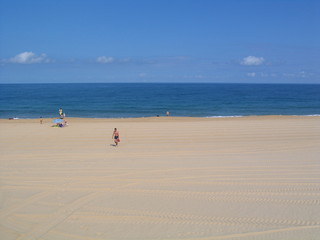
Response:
[241,56,265,66]
[299,71,307,78]
[283,71,311,78]
[247,72,278,78]
[247,72,256,77]
[8,52,51,64]
[96,56,114,63]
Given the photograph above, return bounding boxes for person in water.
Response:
[112,128,120,146]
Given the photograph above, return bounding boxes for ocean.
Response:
[0,83,319,119]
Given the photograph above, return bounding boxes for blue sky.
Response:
[0,0,319,83]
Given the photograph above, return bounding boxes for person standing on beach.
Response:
[112,128,120,146]
[59,108,63,118]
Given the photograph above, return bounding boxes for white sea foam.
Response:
[206,114,320,118]
[206,115,243,118]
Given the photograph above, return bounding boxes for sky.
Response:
[0,0,319,83]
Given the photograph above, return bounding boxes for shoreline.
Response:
[1,114,320,122]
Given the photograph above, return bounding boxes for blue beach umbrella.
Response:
[52,119,64,123]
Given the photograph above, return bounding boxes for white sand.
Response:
[1,116,320,240]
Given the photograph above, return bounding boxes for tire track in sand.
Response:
[72,206,320,227]
[111,188,320,206]
[191,225,320,240]
[0,191,52,219]
[16,192,100,240]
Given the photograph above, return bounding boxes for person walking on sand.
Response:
[112,128,120,146]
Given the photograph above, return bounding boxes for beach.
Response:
[1,116,319,240]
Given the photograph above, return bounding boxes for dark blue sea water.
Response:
[0,83,319,119]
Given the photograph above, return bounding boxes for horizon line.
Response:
[1,82,320,85]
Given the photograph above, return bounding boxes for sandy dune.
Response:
[1,116,320,240]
